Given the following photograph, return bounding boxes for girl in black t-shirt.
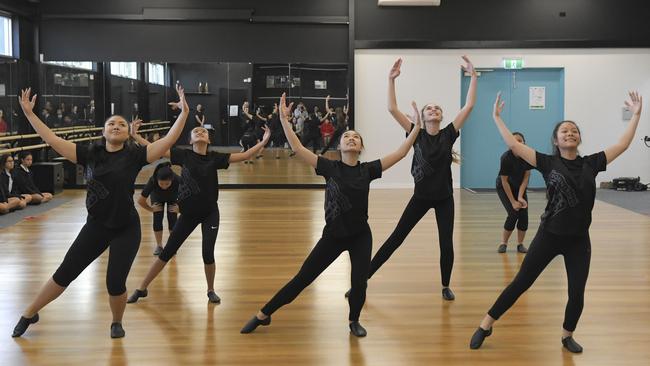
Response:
[12,85,190,339]
[137,161,180,256]
[364,56,477,302]
[241,93,421,337]
[470,91,644,353]
[496,132,532,254]
[127,123,271,305]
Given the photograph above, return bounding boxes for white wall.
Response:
[356,49,650,188]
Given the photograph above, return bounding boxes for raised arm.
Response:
[386,59,412,133]
[130,119,172,158]
[493,93,537,167]
[604,91,643,164]
[18,88,77,163]
[380,101,422,171]
[145,85,189,163]
[452,55,477,132]
[230,126,271,163]
[278,93,318,168]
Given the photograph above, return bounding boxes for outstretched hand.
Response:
[389,58,402,80]
[461,55,475,75]
[410,101,422,130]
[625,91,643,116]
[493,92,505,118]
[19,88,37,115]
[168,84,188,112]
[130,119,143,136]
[261,125,271,142]
[279,93,294,122]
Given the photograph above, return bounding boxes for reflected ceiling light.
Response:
[378,0,441,6]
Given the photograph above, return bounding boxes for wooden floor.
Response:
[1,189,649,365]
[136,148,337,185]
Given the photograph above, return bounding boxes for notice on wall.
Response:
[529,86,545,110]
[0,84,5,96]
[229,105,239,117]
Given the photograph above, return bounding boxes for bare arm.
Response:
[230,127,271,163]
[18,89,77,163]
[386,59,412,133]
[278,93,318,168]
[518,170,530,200]
[130,119,171,158]
[380,101,422,171]
[194,114,204,125]
[493,92,537,167]
[137,195,154,212]
[605,91,643,164]
[146,85,189,163]
[452,56,477,132]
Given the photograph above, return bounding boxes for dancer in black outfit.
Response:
[470,91,643,353]
[127,124,271,305]
[496,132,531,254]
[136,156,180,256]
[354,56,477,301]
[241,93,421,337]
[12,85,189,338]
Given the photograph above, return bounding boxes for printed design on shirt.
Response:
[324,177,352,222]
[177,166,201,201]
[84,167,109,209]
[411,143,435,182]
[541,169,579,220]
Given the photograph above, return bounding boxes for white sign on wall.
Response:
[529,86,545,109]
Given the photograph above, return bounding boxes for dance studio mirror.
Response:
[0,61,349,186]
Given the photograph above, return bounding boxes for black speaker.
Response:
[53,157,85,187]
[31,162,64,194]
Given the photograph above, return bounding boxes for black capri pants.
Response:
[158,208,220,264]
[496,182,528,231]
[261,225,372,321]
[152,201,178,232]
[52,214,141,296]
[488,228,591,332]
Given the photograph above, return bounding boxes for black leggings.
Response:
[52,215,141,296]
[496,185,528,231]
[301,133,321,153]
[261,226,372,321]
[488,229,591,332]
[370,195,455,287]
[158,209,219,264]
[152,202,178,232]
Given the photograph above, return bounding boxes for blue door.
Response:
[460,68,564,189]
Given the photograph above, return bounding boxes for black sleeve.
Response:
[170,148,185,166]
[365,159,383,181]
[0,181,7,203]
[75,144,89,167]
[141,178,155,198]
[213,152,231,170]
[444,123,460,144]
[315,156,337,177]
[497,153,512,177]
[585,151,607,176]
[534,151,553,175]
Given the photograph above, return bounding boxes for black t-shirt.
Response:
[76,143,148,228]
[170,148,230,216]
[410,123,459,200]
[141,175,180,204]
[496,150,533,196]
[535,151,607,236]
[315,157,383,238]
[269,113,283,137]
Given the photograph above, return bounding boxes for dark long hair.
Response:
[551,120,581,156]
[153,162,174,181]
[0,154,12,171]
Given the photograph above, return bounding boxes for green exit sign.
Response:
[503,58,524,69]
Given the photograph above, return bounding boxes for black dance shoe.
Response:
[562,336,583,353]
[126,289,148,303]
[517,244,528,253]
[442,287,455,301]
[207,291,221,304]
[349,321,367,337]
[12,313,39,337]
[240,315,271,334]
[110,322,125,338]
[497,244,507,253]
[469,326,492,349]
